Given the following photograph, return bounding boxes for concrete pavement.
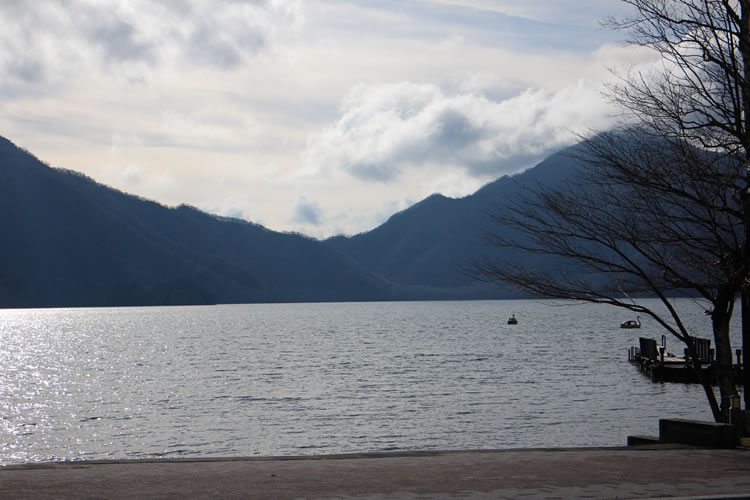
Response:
[2,446,750,499]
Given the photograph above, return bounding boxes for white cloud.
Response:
[305,80,616,183]
[0,0,305,93]
[198,195,254,222]
[430,0,628,25]
[0,0,649,238]
[120,165,144,186]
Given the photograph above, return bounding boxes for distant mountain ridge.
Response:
[324,149,583,299]
[0,135,582,307]
[0,136,392,307]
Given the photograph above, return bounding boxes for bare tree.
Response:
[474,0,750,423]
[474,129,742,421]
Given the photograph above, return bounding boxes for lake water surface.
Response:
[0,299,739,464]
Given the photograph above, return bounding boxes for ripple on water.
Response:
[0,299,731,464]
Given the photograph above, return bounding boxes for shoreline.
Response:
[3,446,750,499]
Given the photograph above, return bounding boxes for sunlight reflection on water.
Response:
[0,299,737,464]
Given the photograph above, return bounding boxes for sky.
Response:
[0,0,658,238]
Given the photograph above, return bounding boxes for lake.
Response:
[0,298,739,465]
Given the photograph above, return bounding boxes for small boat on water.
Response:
[620,316,641,329]
[507,314,518,325]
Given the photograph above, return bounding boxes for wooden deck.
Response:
[628,336,742,383]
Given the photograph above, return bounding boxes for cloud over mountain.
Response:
[0,0,633,238]
[292,196,322,226]
[304,80,614,183]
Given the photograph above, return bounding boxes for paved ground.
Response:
[2,446,750,499]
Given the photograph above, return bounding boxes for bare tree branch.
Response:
[475,1,750,422]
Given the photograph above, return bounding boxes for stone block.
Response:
[659,418,737,448]
[627,435,661,446]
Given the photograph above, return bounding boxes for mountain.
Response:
[324,147,583,299]
[0,136,393,308]
[0,134,586,308]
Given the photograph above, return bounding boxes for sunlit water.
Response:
[0,299,741,464]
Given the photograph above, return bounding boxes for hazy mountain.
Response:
[0,136,393,308]
[324,148,583,299]
[0,135,585,308]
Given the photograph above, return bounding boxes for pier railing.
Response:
[630,336,715,383]
[639,337,658,361]
[629,335,742,384]
[688,337,712,363]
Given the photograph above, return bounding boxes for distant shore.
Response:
[3,446,750,499]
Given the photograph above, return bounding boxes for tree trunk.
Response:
[712,302,736,422]
[743,289,750,410]
[740,0,750,415]
[686,336,722,422]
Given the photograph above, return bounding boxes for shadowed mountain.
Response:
[324,148,583,299]
[0,135,588,307]
[0,136,393,308]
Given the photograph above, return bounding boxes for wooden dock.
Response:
[628,336,743,383]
